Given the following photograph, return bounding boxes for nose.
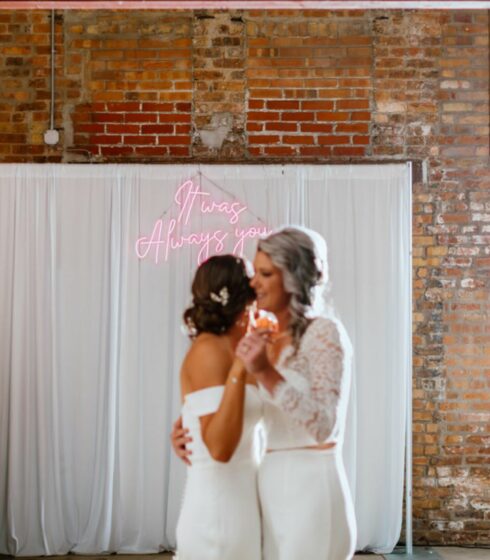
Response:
[250,274,258,289]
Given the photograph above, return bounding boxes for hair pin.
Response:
[210,286,229,307]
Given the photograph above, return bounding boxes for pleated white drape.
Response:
[0,164,411,556]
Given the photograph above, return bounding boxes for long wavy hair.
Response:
[257,226,328,351]
[183,255,255,338]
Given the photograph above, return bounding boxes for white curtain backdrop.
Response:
[0,163,411,556]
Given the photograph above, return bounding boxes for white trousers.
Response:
[258,448,357,560]
[176,461,261,560]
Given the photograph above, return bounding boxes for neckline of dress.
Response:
[274,343,293,367]
[272,317,323,366]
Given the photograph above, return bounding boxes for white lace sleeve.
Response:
[272,317,345,443]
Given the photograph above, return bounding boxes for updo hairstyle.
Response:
[183,255,255,338]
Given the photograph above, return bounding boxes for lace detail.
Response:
[272,317,347,443]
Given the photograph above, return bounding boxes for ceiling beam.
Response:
[0,1,488,10]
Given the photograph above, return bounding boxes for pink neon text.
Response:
[135,178,271,265]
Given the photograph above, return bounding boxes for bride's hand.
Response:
[236,332,270,374]
[170,416,193,466]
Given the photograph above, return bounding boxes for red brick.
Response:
[122,135,156,145]
[318,135,350,145]
[301,123,334,133]
[176,124,191,134]
[248,100,264,109]
[299,146,332,157]
[263,146,296,156]
[169,146,190,157]
[100,146,134,156]
[246,123,263,132]
[176,102,192,112]
[352,111,371,121]
[93,113,124,123]
[76,124,105,134]
[90,135,122,145]
[337,99,370,110]
[106,102,141,112]
[249,89,283,98]
[332,146,366,156]
[317,112,350,121]
[266,100,300,110]
[336,123,369,133]
[248,111,280,122]
[302,101,335,111]
[134,146,169,156]
[282,112,315,122]
[248,135,280,144]
[106,124,140,134]
[353,135,370,145]
[265,122,297,132]
[159,113,191,123]
[125,113,158,123]
[141,124,174,134]
[283,135,315,145]
[158,135,191,145]
[141,102,174,112]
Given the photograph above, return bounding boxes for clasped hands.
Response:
[236,329,285,395]
[235,330,271,375]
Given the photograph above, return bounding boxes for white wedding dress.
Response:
[258,316,357,560]
[175,384,262,560]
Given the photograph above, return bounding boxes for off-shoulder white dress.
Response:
[258,317,357,560]
[175,384,262,560]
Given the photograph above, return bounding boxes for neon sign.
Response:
[135,179,271,265]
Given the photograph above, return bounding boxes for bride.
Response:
[175,255,261,560]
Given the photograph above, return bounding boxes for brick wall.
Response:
[67,11,193,160]
[247,11,372,159]
[370,10,489,545]
[0,8,488,546]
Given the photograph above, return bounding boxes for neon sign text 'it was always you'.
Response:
[135,179,271,265]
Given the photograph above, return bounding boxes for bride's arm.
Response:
[267,319,345,443]
[238,318,346,444]
[185,338,247,463]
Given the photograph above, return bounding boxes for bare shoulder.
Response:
[185,334,229,369]
[181,334,232,393]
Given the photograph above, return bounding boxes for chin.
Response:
[258,302,273,312]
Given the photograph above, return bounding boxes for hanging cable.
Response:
[50,8,55,130]
[44,8,59,145]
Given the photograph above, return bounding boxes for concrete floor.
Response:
[434,549,490,560]
[381,547,490,559]
[382,548,490,559]
[5,549,489,559]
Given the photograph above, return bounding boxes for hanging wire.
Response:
[50,9,55,131]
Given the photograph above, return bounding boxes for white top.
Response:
[261,316,353,450]
[182,385,263,466]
